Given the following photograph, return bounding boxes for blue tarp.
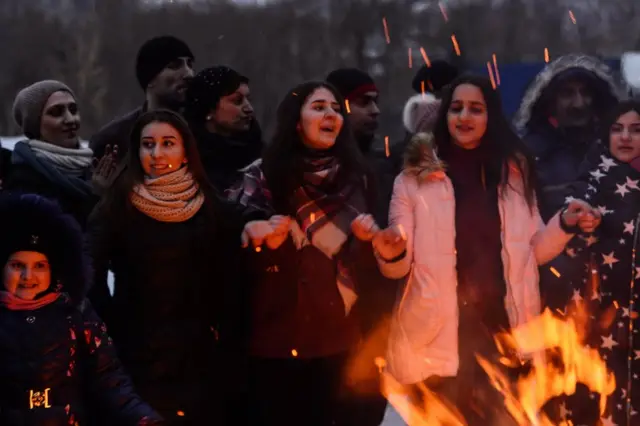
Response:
[470,59,620,119]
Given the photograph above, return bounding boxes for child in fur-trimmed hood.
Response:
[0,193,163,426]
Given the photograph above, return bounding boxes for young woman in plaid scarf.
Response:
[229,81,402,425]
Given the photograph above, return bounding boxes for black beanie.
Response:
[136,35,194,90]
[326,68,378,100]
[184,66,249,123]
[412,60,459,94]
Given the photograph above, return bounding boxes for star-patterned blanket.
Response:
[558,149,640,425]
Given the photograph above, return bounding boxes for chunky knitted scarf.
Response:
[130,167,205,222]
[27,140,93,177]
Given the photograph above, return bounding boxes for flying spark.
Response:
[382,17,390,44]
[451,35,461,56]
[486,61,497,89]
[420,47,431,67]
[439,2,448,21]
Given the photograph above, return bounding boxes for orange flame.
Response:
[385,136,390,157]
[479,307,615,424]
[569,10,576,24]
[374,305,615,425]
[408,47,413,68]
[381,372,466,425]
[544,48,550,63]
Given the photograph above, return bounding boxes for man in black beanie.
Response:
[89,35,195,161]
[411,59,459,98]
[326,68,380,152]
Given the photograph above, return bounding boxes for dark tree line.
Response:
[0,0,637,140]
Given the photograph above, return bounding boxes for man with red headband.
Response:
[326,68,396,426]
[326,68,380,153]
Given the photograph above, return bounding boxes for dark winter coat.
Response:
[513,54,623,222]
[191,122,263,193]
[365,137,404,229]
[549,148,640,425]
[3,142,97,229]
[0,298,163,426]
[0,192,162,426]
[243,231,374,358]
[89,106,144,160]
[0,146,11,187]
[87,201,247,424]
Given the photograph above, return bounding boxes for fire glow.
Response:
[376,305,616,425]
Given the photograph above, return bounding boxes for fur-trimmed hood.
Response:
[513,54,624,133]
[402,93,441,134]
[402,132,446,182]
[0,193,90,304]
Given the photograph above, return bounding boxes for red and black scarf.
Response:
[228,155,366,314]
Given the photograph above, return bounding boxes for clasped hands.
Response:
[241,214,407,260]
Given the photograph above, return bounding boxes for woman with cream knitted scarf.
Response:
[4,80,95,228]
[87,109,244,426]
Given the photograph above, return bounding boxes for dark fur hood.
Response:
[0,192,90,304]
[513,54,624,134]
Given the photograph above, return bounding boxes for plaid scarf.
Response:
[228,156,366,315]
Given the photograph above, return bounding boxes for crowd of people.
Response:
[0,33,638,426]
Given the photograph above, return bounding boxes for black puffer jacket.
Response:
[0,298,163,426]
[0,193,162,426]
[4,142,96,229]
[88,201,247,424]
[191,122,263,192]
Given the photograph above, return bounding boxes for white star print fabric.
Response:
[559,150,640,425]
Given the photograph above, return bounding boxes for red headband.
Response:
[345,83,378,100]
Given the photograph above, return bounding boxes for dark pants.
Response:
[247,352,376,426]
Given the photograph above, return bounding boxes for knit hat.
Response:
[412,60,459,94]
[13,80,75,139]
[402,93,441,133]
[326,68,378,100]
[0,193,89,304]
[185,66,249,123]
[136,35,194,90]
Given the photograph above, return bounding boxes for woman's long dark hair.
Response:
[600,100,640,146]
[261,81,375,214]
[97,109,222,226]
[433,75,538,209]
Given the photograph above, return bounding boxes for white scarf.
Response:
[27,140,93,177]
